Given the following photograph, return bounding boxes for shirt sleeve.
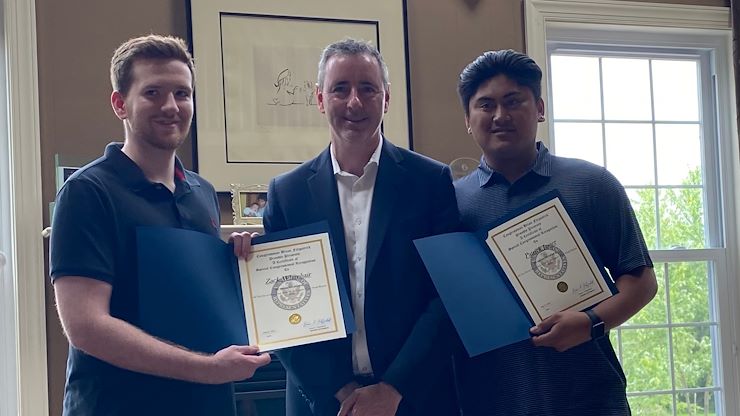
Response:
[591,168,654,278]
[49,177,116,284]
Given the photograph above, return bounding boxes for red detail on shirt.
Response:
[174,165,186,182]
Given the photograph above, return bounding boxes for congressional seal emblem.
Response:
[530,243,568,281]
[271,275,312,310]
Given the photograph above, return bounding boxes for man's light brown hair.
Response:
[110,34,195,95]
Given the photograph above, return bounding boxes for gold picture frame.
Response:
[189,0,411,191]
[230,183,268,225]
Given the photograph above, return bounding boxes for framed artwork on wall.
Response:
[188,0,411,191]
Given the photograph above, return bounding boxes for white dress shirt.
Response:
[330,138,383,376]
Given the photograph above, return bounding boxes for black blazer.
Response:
[264,139,460,415]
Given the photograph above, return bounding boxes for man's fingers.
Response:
[229,233,242,257]
[249,353,272,366]
[337,392,359,416]
[530,314,558,335]
[232,344,260,355]
[229,232,253,258]
[531,330,553,347]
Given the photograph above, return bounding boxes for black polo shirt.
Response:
[50,143,232,416]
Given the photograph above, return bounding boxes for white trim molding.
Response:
[524,0,730,144]
[2,0,49,413]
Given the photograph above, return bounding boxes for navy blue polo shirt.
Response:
[50,143,232,416]
[453,142,652,416]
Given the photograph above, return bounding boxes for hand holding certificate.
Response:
[238,232,347,351]
[485,196,613,324]
[136,221,353,354]
[414,191,616,356]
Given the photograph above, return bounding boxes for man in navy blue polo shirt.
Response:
[453,49,658,415]
[49,35,270,415]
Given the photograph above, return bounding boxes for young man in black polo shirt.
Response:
[49,35,270,416]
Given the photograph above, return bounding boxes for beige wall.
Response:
[35,0,729,413]
[407,0,524,163]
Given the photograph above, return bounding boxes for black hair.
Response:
[457,49,542,115]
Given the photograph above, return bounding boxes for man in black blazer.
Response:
[263,38,459,416]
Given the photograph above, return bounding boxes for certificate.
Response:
[135,222,353,355]
[485,197,613,324]
[238,233,347,351]
[414,191,616,356]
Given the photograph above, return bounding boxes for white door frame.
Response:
[0,0,49,413]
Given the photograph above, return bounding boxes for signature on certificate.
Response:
[303,317,333,331]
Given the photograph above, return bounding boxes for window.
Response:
[526,1,738,414]
[550,44,728,414]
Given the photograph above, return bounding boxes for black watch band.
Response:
[584,309,606,340]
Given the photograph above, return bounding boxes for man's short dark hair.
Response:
[457,49,542,115]
[317,38,389,89]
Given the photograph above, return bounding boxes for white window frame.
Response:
[525,1,740,414]
[0,0,48,414]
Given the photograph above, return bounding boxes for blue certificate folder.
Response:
[136,221,354,354]
[414,191,616,357]
[415,231,532,357]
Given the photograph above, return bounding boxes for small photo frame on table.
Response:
[230,183,268,225]
[189,0,411,191]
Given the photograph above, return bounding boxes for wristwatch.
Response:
[584,309,606,340]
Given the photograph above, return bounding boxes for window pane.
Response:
[659,188,705,249]
[552,122,603,165]
[676,391,716,416]
[605,123,654,186]
[628,263,666,324]
[622,328,671,392]
[550,55,602,120]
[668,262,710,323]
[603,58,652,121]
[656,124,702,186]
[609,330,620,358]
[627,188,657,250]
[673,326,715,390]
[629,394,674,416]
[653,60,700,122]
